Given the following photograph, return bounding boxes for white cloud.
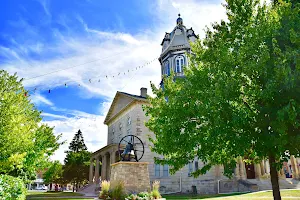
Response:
[1,0,231,162]
[44,109,107,163]
[30,93,54,106]
[41,113,68,120]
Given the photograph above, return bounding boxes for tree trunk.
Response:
[269,154,281,200]
[50,183,52,191]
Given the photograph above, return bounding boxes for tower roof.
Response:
[159,14,199,60]
[176,13,183,25]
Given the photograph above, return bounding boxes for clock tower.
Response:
[159,14,198,88]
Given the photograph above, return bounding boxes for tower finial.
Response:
[176,13,183,25]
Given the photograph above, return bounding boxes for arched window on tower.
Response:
[164,61,170,75]
[175,55,185,73]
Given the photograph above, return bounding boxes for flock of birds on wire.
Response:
[23,56,159,97]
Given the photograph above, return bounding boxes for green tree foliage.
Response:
[0,70,61,180]
[43,161,64,189]
[144,1,299,199]
[0,174,27,200]
[68,129,87,153]
[63,130,91,191]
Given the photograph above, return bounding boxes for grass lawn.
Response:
[26,191,93,200]
[164,189,300,200]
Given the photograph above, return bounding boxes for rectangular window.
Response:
[195,161,199,171]
[188,162,193,176]
[163,165,169,177]
[155,164,160,177]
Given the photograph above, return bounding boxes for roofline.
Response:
[103,91,148,125]
[104,99,149,125]
[91,143,118,157]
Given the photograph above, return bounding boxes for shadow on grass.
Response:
[27,191,84,198]
[163,192,249,199]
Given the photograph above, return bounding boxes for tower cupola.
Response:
[176,14,183,26]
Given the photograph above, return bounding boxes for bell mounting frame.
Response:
[118,134,145,162]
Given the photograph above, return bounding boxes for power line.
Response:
[24,56,159,95]
[23,49,130,81]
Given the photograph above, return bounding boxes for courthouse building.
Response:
[84,15,300,194]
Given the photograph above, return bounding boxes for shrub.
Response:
[126,192,153,200]
[138,192,150,198]
[151,181,161,199]
[99,180,110,200]
[151,190,161,199]
[0,174,27,200]
[152,181,160,191]
[110,181,127,200]
[102,180,110,192]
[125,193,138,200]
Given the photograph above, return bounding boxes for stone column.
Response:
[265,160,270,174]
[235,162,240,179]
[106,153,111,180]
[95,157,100,183]
[254,163,262,180]
[101,155,107,181]
[111,150,116,164]
[214,165,221,179]
[89,159,94,184]
[260,160,265,176]
[278,165,285,179]
[239,157,246,179]
[291,155,299,179]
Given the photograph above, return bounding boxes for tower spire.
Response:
[176,13,183,25]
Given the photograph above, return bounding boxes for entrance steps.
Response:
[78,183,98,196]
[246,178,300,191]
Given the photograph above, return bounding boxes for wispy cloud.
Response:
[39,0,52,18]
[30,93,54,106]
[41,113,68,120]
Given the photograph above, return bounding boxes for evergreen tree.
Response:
[68,129,87,153]
[63,130,90,191]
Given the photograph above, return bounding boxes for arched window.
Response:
[175,55,185,73]
[164,61,170,75]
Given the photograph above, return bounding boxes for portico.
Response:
[89,144,119,184]
[234,157,300,180]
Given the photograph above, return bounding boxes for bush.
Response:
[126,192,153,200]
[151,190,161,199]
[125,193,138,200]
[110,181,127,200]
[138,192,151,198]
[151,181,161,199]
[0,174,27,200]
[99,180,110,200]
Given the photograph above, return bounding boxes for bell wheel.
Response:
[118,135,144,162]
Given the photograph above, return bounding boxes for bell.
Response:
[130,150,135,158]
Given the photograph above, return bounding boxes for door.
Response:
[245,163,255,179]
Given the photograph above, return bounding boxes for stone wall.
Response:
[110,162,150,193]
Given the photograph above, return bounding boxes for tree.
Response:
[0,70,61,180]
[63,130,90,191]
[43,161,64,190]
[68,129,87,153]
[144,1,300,199]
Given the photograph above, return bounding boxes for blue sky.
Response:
[0,0,227,162]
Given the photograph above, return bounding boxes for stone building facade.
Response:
[86,15,300,195]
